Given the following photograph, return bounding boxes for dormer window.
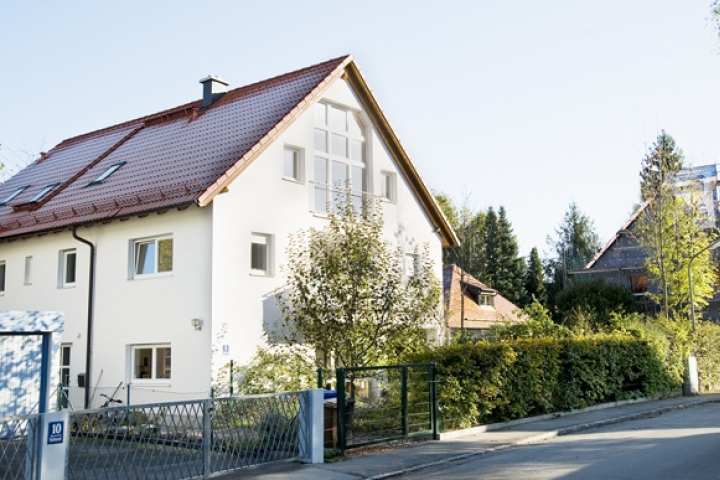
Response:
[29,183,59,202]
[0,186,29,205]
[88,162,125,186]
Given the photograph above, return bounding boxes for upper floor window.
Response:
[283,146,303,182]
[0,186,28,205]
[88,162,125,186]
[380,171,396,202]
[313,102,366,214]
[59,249,77,288]
[251,233,273,276]
[133,236,173,277]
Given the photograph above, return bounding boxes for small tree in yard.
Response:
[278,199,441,370]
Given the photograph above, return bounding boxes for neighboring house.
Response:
[443,265,524,338]
[569,164,720,321]
[0,55,458,397]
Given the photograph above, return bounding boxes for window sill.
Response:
[282,177,304,185]
[131,272,174,281]
[59,284,76,289]
[250,271,274,278]
[130,380,171,387]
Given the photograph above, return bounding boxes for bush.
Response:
[555,279,637,331]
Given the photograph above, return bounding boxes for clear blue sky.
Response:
[2,1,719,257]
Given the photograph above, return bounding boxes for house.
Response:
[443,265,524,338]
[0,55,458,401]
[569,163,720,321]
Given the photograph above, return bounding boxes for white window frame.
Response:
[283,146,304,183]
[129,344,172,384]
[250,233,273,276]
[24,256,32,285]
[60,344,72,387]
[404,253,419,281]
[130,235,173,279]
[58,249,77,288]
[380,171,396,202]
[312,102,368,214]
[0,261,5,294]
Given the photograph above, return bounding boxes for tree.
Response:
[524,247,546,306]
[435,192,487,281]
[545,202,601,311]
[554,279,637,332]
[277,199,441,369]
[635,131,718,320]
[486,206,526,305]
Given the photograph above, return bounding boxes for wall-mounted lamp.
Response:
[191,318,203,331]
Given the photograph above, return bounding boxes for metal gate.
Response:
[322,363,438,452]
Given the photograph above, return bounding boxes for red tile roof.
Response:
[0,56,351,239]
[443,265,525,330]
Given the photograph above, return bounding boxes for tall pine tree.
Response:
[524,247,546,305]
[490,206,527,305]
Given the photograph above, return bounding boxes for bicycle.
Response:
[97,393,126,434]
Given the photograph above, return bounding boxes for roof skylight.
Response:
[88,162,125,186]
[30,183,60,202]
[0,186,29,205]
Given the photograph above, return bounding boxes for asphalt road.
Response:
[409,402,720,480]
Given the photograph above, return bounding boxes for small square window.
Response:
[59,249,77,288]
[380,172,396,202]
[283,146,303,182]
[251,234,273,275]
[132,236,173,278]
[131,344,171,381]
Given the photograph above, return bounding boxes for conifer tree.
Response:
[489,206,527,305]
[524,247,546,306]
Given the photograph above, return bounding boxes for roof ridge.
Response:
[51,55,352,151]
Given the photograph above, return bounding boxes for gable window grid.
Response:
[313,102,367,214]
[132,344,171,381]
[0,186,28,205]
[283,146,303,182]
[380,171,396,202]
[88,162,125,186]
[59,249,77,288]
[479,294,494,307]
[133,236,173,278]
[251,234,273,275]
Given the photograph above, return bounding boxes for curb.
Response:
[363,396,720,480]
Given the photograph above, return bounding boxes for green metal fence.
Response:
[320,363,438,452]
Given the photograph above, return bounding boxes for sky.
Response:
[1,1,719,258]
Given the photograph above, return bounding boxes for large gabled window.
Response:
[88,162,125,186]
[0,186,29,205]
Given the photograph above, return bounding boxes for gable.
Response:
[0,56,458,247]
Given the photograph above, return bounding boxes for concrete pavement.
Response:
[218,393,720,480]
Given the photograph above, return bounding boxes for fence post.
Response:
[229,359,234,397]
[401,366,409,439]
[299,389,324,464]
[431,362,439,440]
[202,399,214,478]
[127,384,131,406]
[317,368,323,389]
[337,368,346,453]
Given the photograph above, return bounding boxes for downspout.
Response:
[72,226,95,409]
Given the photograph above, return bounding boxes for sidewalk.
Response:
[220,393,720,480]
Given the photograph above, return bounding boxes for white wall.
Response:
[0,207,213,395]
[210,78,444,376]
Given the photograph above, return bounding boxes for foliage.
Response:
[489,299,572,340]
[277,199,440,369]
[545,202,601,310]
[435,192,487,281]
[635,132,718,320]
[216,343,316,395]
[524,247,546,305]
[407,328,676,427]
[692,320,720,392]
[554,279,637,332]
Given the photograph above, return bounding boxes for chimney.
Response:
[199,75,229,108]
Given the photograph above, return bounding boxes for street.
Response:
[410,403,720,479]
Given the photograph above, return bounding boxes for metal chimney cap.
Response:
[198,75,229,86]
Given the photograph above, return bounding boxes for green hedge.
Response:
[407,333,677,429]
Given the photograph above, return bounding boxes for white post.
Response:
[299,388,324,464]
[37,410,69,480]
[683,355,699,396]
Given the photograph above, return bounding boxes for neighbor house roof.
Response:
[443,265,524,330]
[582,202,647,270]
[0,55,459,246]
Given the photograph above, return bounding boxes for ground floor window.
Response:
[131,344,171,381]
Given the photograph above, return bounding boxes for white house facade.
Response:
[0,56,458,401]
